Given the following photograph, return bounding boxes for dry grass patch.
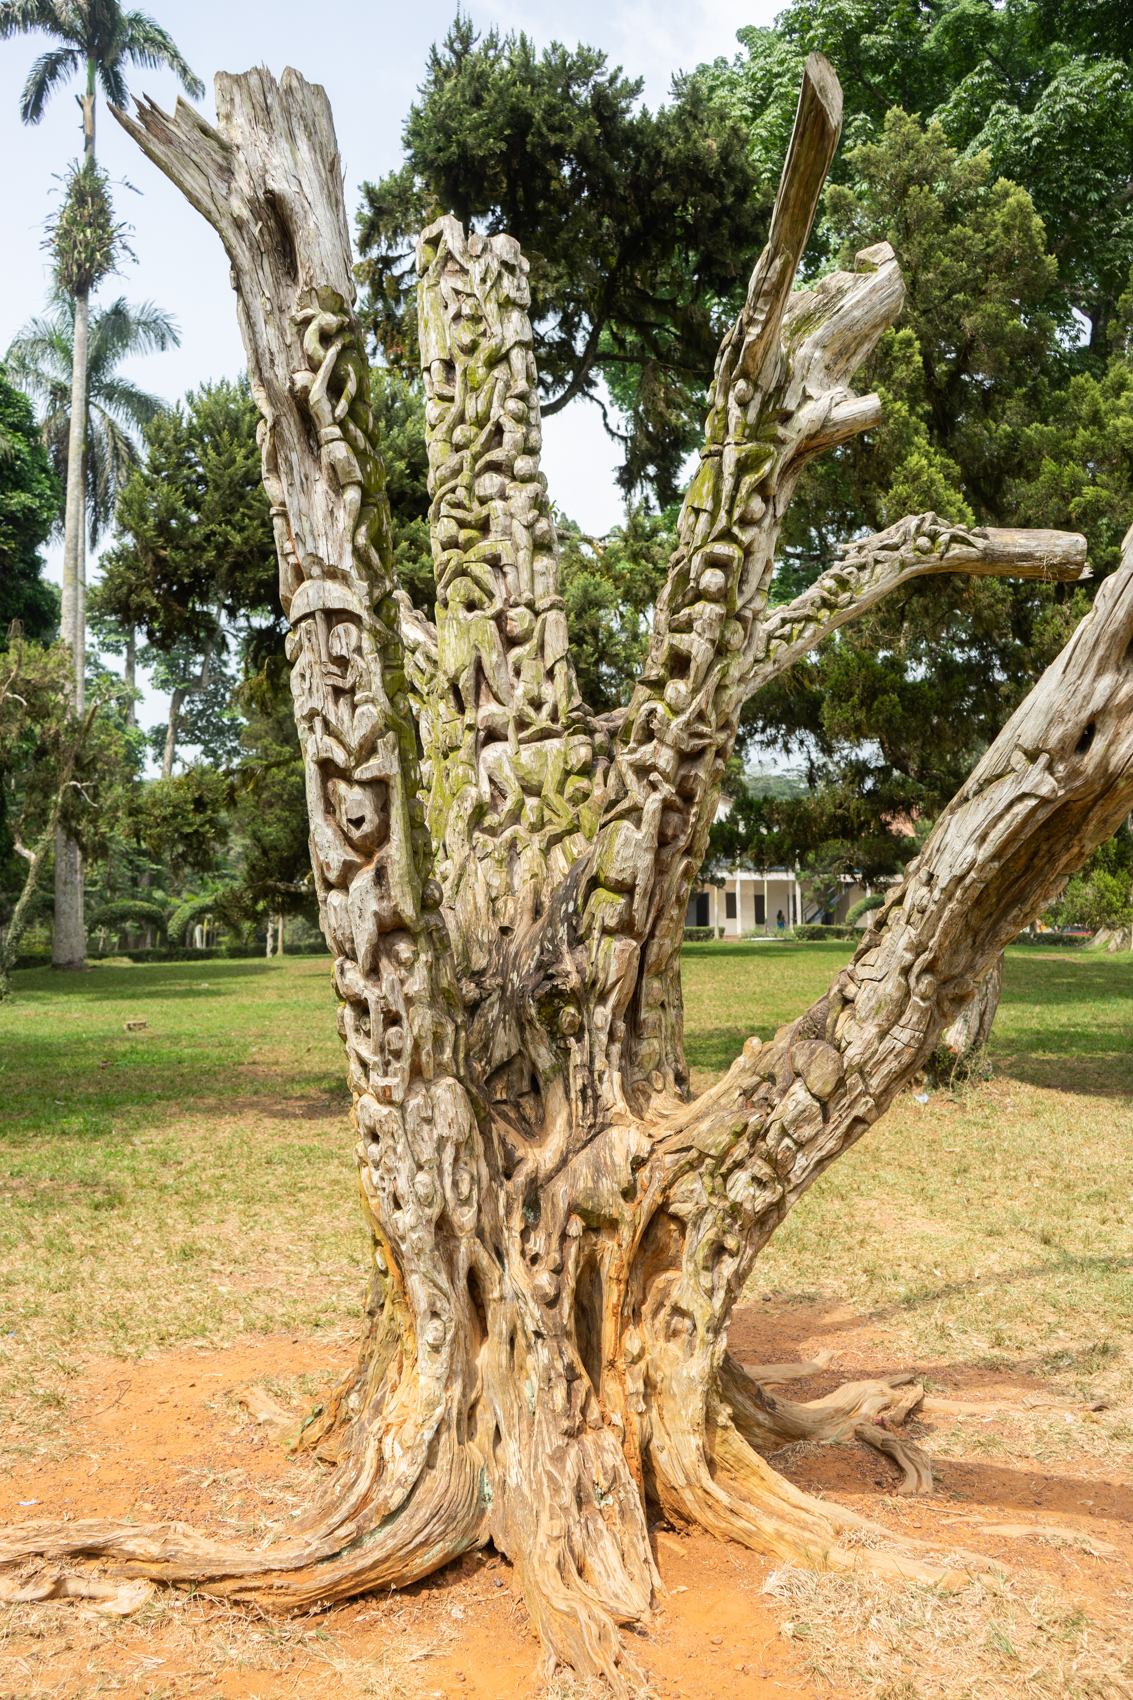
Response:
[680,945,1133,1457]
[0,1588,456,1698]
[762,1566,1133,1700]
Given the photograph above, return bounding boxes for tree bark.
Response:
[2,693,105,997]
[3,56,1128,1692]
[60,289,88,699]
[161,622,218,778]
[123,626,136,726]
[53,281,90,971]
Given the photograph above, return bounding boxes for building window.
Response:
[695,893,710,927]
[754,894,766,925]
[725,892,737,919]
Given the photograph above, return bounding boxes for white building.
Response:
[683,791,877,935]
[684,866,872,935]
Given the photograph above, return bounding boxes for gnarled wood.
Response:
[3,53,1131,1694]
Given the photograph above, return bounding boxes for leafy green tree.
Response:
[706,766,917,890]
[95,377,277,651]
[127,766,231,879]
[358,15,767,501]
[226,688,316,928]
[92,377,275,773]
[557,506,675,713]
[702,0,1133,349]
[0,365,59,643]
[140,639,241,775]
[1048,823,1133,936]
[715,102,1132,882]
[782,110,1062,572]
[372,369,433,612]
[2,0,202,732]
[0,623,132,991]
[696,0,1133,880]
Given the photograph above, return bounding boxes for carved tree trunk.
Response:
[5,55,1132,1693]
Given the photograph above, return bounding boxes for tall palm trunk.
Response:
[52,282,89,969]
[52,62,98,971]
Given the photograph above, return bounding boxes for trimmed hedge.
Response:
[683,926,724,942]
[1015,931,1093,948]
[793,923,859,942]
[92,942,332,963]
[12,942,333,971]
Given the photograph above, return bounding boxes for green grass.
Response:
[680,938,851,1086]
[2,943,1132,1468]
[0,957,367,1458]
[679,941,1133,1421]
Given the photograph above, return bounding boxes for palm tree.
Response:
[1,1,201,967]
[1,1,204,165]
[7,294,177,729]
[1,0,203,671]
[7,295,176,539]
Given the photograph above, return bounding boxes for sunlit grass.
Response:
[682,940,1133,1424]
[2,943,1132,1465]
[0,957,367,1461]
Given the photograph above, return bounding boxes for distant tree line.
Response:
[5,0,1133,965]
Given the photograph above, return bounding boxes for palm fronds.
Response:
[4,294,179,544]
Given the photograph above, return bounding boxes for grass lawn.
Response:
[0,956,367,1454]
[1,942,1131,1466]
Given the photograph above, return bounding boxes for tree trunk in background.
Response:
[6,58,1131,1695]
[52,284,89,970]
[123,627,136,725]
[162,625,218,778]
[161,685,186,780]
[51,829,85,970]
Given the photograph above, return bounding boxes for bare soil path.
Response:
[2,1299,1128,1700]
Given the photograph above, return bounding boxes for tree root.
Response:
[722,1352,926,1446]
[736,1349,835,1384]
[0,1412,488,1608]
[641,1342,1000,1595]
[855,1422,935,1495]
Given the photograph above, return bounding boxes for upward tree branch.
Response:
[112,67,492,1605]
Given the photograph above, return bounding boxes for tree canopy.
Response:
[702,0,1133,350]
[6,295,177,547]
[357,15,768,501]
[695,1,1133,880]
[0,365,59,643]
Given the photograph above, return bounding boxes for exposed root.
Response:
[855,1422,935,1495]
[736,1348,835,1384]
[642,1344,1003,1592]
[489,1372,657,1698]
[722,1351,925,1446]
[521,1560,649,1700]
[0,1568,153,1615]
[0,1407,488,1608]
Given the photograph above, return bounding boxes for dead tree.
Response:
[5,55,1133,1693]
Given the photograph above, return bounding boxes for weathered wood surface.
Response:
[3,53,1131,1694]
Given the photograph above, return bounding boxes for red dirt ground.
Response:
[1,1300,1128,1699]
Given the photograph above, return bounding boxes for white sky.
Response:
[0,0,777,749]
